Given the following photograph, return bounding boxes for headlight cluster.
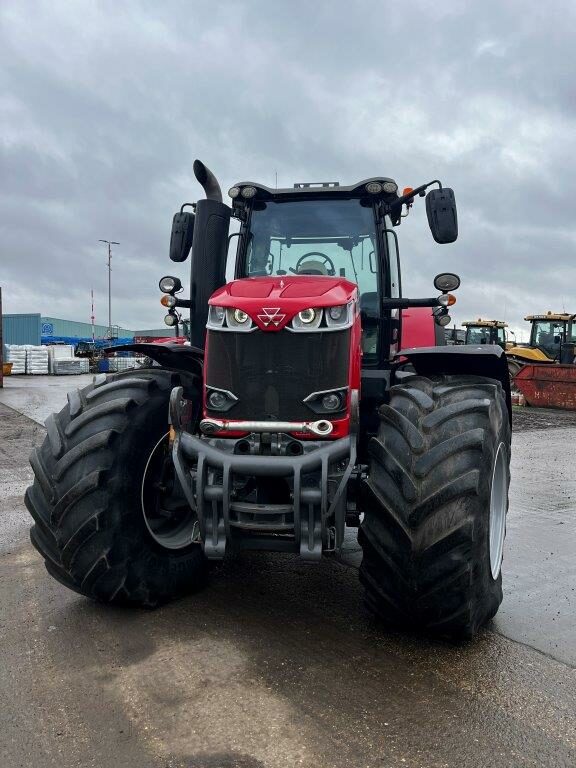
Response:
[289,303,354,332]
[207,305,255,332]
[207,302,355,332]
[159,275,182,328]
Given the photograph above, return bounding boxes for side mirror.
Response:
[169,211,195,262]
[434,272,461,292]
[426,188,458,244]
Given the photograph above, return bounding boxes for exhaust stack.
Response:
[188,160,231,348]
[193,160,223,203]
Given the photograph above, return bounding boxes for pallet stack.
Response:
[4,345,27,374]
[52,358,90,375]
[26,346,49,375]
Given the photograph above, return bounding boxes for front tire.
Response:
[359,374,511,638]
[507,358,523,382]
[25,369,207,606]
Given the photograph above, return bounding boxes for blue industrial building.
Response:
[40,317,134,340]
[2,313,176,347]
[1,313,42,346]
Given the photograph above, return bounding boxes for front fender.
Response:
[107,343,204,376]
[394,344,512,424]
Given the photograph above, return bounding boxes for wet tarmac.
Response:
[1,377,575,767]
[0,373,94,424]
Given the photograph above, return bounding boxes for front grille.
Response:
[206,329,350,421]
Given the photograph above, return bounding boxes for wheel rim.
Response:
[489,442,507,579]
[141,433,198,550]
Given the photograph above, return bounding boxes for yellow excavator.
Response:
[462,318,508,349]
[506,312,576,377]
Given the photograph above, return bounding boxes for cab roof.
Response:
[230,177,398,202]
[462,319,507,328]
[525,312,575,322]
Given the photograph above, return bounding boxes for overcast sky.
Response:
[1,0,575,338]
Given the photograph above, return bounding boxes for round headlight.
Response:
[328,305,346,321]
[365,182,383,194]
[382,181,398,194]
[233,309,249,324]
[241,186,257,199]
[322,393,342,411]
[164,313,177,326]
[436,314,452,327]
[161,294,177,308]
[228,186,240,199]
[298,308,316,324]
[159,275,181,293]
[208,391,228,409]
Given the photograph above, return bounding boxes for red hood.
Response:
[210,276,357,331]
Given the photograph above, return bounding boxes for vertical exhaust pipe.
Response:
[193,160,223,202]
[188,160,230,348]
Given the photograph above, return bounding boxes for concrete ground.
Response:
[1,376,575,767]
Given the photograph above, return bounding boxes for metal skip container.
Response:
[514,363,576,410]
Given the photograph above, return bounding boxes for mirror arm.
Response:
[391,179,442,211]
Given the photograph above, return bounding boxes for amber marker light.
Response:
[438,293,457,308]
[161,294,176,308]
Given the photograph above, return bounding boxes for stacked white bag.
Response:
[4,344,27,374]
[25,345,49,375]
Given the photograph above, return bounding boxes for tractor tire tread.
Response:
[26,368,207,606]
[359,373,510,638]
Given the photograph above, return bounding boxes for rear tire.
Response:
[25,369,207,606]
[359,374,510,639]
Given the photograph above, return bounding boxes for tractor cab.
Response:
[463,319,508,349]
[506,311,576,378]
[527,312,576,359]
[230,181,395,365]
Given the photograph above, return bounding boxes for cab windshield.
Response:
[466,327,492,345]
[531,320,566,357]
[465,327,506,347]
[241,198,378,296]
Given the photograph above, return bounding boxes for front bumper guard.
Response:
[170,387,355,560]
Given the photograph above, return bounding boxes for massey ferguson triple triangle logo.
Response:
[257,307,285,327]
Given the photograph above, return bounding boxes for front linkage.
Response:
[170,386,356,560]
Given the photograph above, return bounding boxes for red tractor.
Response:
[26,161,511,638]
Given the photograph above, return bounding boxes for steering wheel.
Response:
[292,252,336,276]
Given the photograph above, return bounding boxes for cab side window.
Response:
[386,226,400,298]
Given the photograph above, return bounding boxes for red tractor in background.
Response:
[26,161,511,638]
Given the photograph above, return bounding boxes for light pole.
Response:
[99,239,120,338]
